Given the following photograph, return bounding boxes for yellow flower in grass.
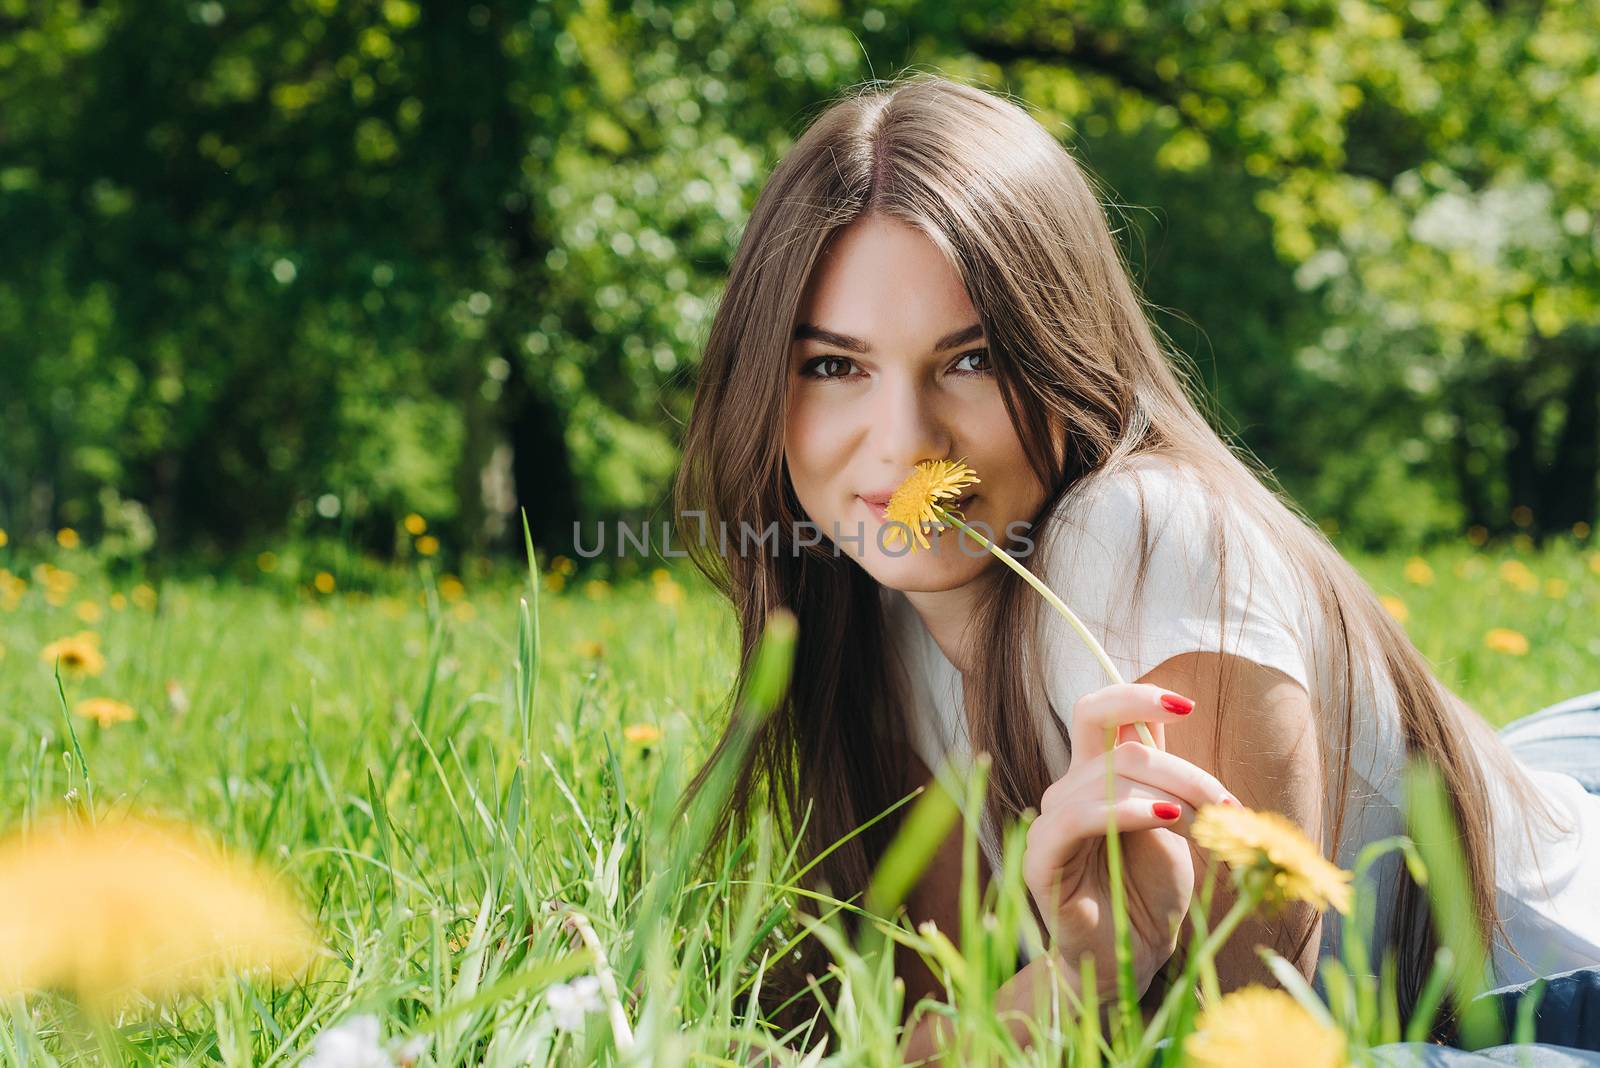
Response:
[623,723,662,745]
[1184,985,1348,1068]
[415,534,439,557]
[75,698,136,728]
[56,527,80,549]
[40,632,106,677]
[1378,594,1408,623]
[403,512,427,536]
[313,571,336,594]
[882,459,981,552]
[1192,803,1352,914]
[0,816,316,1010]
[1484,627,1529,656]
[1402,556,1434,586]
[1498,559,1538,593]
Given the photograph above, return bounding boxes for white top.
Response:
[880,451,1600,986]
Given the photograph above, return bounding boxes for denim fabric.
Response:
[1366,689,1600,1061]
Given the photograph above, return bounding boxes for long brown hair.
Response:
[672,71,1561,1042]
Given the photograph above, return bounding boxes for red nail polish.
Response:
[1153,802,1182,821]
[1159,693,1194,714]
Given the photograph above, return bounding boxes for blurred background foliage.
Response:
[2,0,1596,565]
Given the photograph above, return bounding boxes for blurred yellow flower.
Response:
[108,592,127,611]
[0,528,7,547]
[1589,552,1600,576]
[403,513,427,536]
[415,535,439,556]
[584,579,611,600]
[313,571,336,594]
[1466,525,1488,546]
[623,723,662,745]
[1498,559,1538,592]
[1379,595,1408,623]
[1484,627,1530,656]
[1402,557,1434,586]
[883,459,982,552]
[1544,578,1569,599]
[438,575,465,602]
[75,697,136,728]
[131,584,157,611]
[1185,985,1348,1068]
[551,555,576,576]
[39,633,106,677]
[1193,803,1352,914]
[56,528,80,549]
[75,600,102,623]
[0,816,315,1009]
[575,639,605,659]
[543,572,566,594]
[650,567,671,585]
[1574,521,1591,538]
[653,579,682,606]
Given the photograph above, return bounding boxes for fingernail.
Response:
[1220,797,1238,807]
[1153,802,1182,820]
[1159,693,1194,714]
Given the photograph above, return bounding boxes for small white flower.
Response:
[544,975,604,1032]
[303,1014,393,1068]
[392,1034,429,1067]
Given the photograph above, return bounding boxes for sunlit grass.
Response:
[0,531,1592,1063]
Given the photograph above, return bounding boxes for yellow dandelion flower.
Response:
[882,459,982,552]
[1498,559,1538,592]
[1484,627,1529,656]
[1402,557,1434,586]
[75,697,136,728]
[39,633,106,677]
[1589,551,1600,576]
[584,579,611,600]
[313,571,336,594]
[1544,578,1568,599]
[543,572,566,594]
[75,601,102,623]
[1379,594,1408,623]
[438,575,466,602]
[575,639,605,659]
[653,579,682,606]
[0,528,7,547]
[403,513,427,536]
[552,555,576,576]
[56,528,80,549]
[131,584,157,611]
[1192,803,1352,914]
[108,592,127,611]
[650,567,671,584]
[1184,985,1348,1068]
[415,534,439,556]
[0,816,316,1009]
[623,723,662,745]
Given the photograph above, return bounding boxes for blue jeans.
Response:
[1372,689,1600,1062]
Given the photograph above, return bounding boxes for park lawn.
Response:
[0,537,1595,1063]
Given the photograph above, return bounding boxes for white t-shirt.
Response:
[879,451,1600,986]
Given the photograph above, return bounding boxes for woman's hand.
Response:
[1022,683,1238,997]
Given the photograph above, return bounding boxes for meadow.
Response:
[0,529,1597,1065]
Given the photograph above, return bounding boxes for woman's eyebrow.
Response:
[791,322,985,353]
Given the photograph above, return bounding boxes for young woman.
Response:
[671,72,1600,1052]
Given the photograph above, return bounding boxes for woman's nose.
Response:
[875,373,953,467]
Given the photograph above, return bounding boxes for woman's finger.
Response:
[1100,740,1237,812]
[1067,683,1194,763]
[1024,796,1193,890]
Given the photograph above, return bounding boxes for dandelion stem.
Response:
[932,506,1158,748]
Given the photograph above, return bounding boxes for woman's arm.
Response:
[1141,650,1325,984]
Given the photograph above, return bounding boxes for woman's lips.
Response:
[857,493,976,521]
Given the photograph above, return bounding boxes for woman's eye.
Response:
[801,355,858,380]
[952,349,992,375]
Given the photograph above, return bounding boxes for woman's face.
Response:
[784,214,1053,592]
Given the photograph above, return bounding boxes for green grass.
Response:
[0,535,1594,1064]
